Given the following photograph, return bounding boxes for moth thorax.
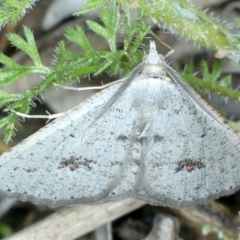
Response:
[141,65,166,79]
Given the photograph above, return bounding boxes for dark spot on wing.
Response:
[58,162,67,168]
[186,165,195,172]
[219,167,225,173]
[220,141,226,145]
[37,141,43,145]
[117,135,128,142]
[27,167,37,173]
[138,136,147,144]
[201,133,207,138]
[175,159,205,173]
[69,134,75,138]
[58,156,95,171]
[153,135,164,143]
[69,163,79,171]
[110,161,123,167]
[174,109,180,114]
[58,159,79,171]
[134,159,140,166]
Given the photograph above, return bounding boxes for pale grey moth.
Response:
[0,41,239,208]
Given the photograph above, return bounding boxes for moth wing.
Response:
[0,83,139,207]
[140,69,240,207]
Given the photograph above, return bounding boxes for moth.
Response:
[0,41,239,208]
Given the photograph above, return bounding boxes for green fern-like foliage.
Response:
[0,0,37,26]
[0,0,240,142]
[182,60,238,100]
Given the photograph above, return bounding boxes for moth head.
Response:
[140,42,171,81]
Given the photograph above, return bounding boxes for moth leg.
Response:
[164,49,174,59]
[9,78,127,120]
[53,77,126,91]
[10,109,63,120]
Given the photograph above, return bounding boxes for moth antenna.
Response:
[164,49,174,59]
[149,30,173,51]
